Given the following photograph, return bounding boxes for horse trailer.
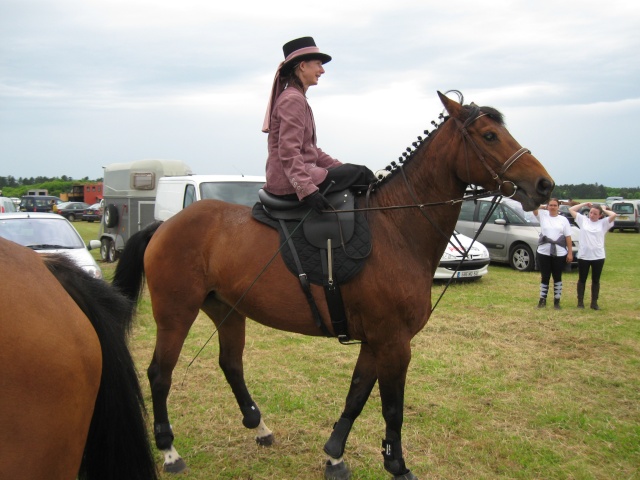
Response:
[98,159,193,262]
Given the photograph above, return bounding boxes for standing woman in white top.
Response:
[569,202,616,310]
[534,198,573,309]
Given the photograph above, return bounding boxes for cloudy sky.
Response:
[1,0,639,187]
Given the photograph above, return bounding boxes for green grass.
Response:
[75,220,640,480]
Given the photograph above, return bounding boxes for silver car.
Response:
[456,197,579,272]
[0,212,103,278]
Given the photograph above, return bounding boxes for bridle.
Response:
[456,110,531,198]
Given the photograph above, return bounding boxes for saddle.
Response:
[257,189,356,249]
[253,189,371,343]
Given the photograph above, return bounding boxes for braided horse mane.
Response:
[372,90,505,187]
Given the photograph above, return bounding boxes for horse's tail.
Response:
[113,220,163,305]
[44,256,158,480]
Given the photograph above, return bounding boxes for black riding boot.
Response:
[537,298,546,308]
[577,282,585,309]
[590,283,600,310]
[554,298,561,310]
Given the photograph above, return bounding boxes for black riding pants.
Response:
[272,164,376,201]
[537,253,566,285]
[318,164,377,194]
[578,258,605,285]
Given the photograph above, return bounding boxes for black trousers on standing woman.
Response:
[537,252,566,307]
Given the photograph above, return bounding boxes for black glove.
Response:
[303,191,331,213]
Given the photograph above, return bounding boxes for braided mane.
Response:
[374,92,505,187]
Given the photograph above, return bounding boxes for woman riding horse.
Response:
[114,92,553,479]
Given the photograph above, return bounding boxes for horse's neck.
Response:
[371,126,466,256]
[375,125,466,216]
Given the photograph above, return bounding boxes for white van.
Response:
[611,200,640,233]
[154,175,266,221]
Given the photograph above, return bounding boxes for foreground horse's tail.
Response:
[44,256,158,480]
[113,221,163,305]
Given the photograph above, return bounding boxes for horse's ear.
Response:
[437,91,461,117]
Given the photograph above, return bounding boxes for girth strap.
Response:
[323,283,351,344]
[278,219,331,337]
[320,247,353,344]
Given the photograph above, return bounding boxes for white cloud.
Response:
[1,0,639,186]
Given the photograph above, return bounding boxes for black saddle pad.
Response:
[251,203,371,286]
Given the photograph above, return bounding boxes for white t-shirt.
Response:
[575,214,613,260]
[535,210,572,256]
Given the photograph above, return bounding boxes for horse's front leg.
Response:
[324,343,378,480]
[377,339,417,480]
[203,302,274,446]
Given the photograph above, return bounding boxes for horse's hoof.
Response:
[393,470,417,480]
[164,457,188,474]
[324,460,351,480]
[256,433,275,446]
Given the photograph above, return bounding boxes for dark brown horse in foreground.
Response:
[0,238,158,480]
[113,92,553,479]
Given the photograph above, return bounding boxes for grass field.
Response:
[74,220,640,480]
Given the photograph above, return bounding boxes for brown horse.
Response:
[0,237,158,480]
[113,92,554,479]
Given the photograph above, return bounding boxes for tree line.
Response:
[551,183,640,200]
[1,175,638,201]
[0,176,102,199]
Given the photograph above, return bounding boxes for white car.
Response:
[434,231,490,281]
[0,196,17,213]
[0,212,103,279]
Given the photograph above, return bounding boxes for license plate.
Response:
[618,215,629,221]
[457,271,479,278]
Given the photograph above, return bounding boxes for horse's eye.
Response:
[483,132,497,142]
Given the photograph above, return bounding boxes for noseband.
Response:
[456,112,530,197]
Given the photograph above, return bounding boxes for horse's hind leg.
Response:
[201,300,274,446]
[147,319,194,473]
[324,343,378,480]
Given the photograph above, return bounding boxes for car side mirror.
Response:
[88,239,101,250]
[494,218,507,226]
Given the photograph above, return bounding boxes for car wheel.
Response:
[510,243,534,272]
[104,204,119,228]
[68,214,75,222]
[100,238,111,262]
[108,240,119,262]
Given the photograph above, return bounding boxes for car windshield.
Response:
[502,198,540,225]
[0,217,85,249]
[200,181,264,207]
[613,203,634,214]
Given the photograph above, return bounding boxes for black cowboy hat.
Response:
[280,36,332,74]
